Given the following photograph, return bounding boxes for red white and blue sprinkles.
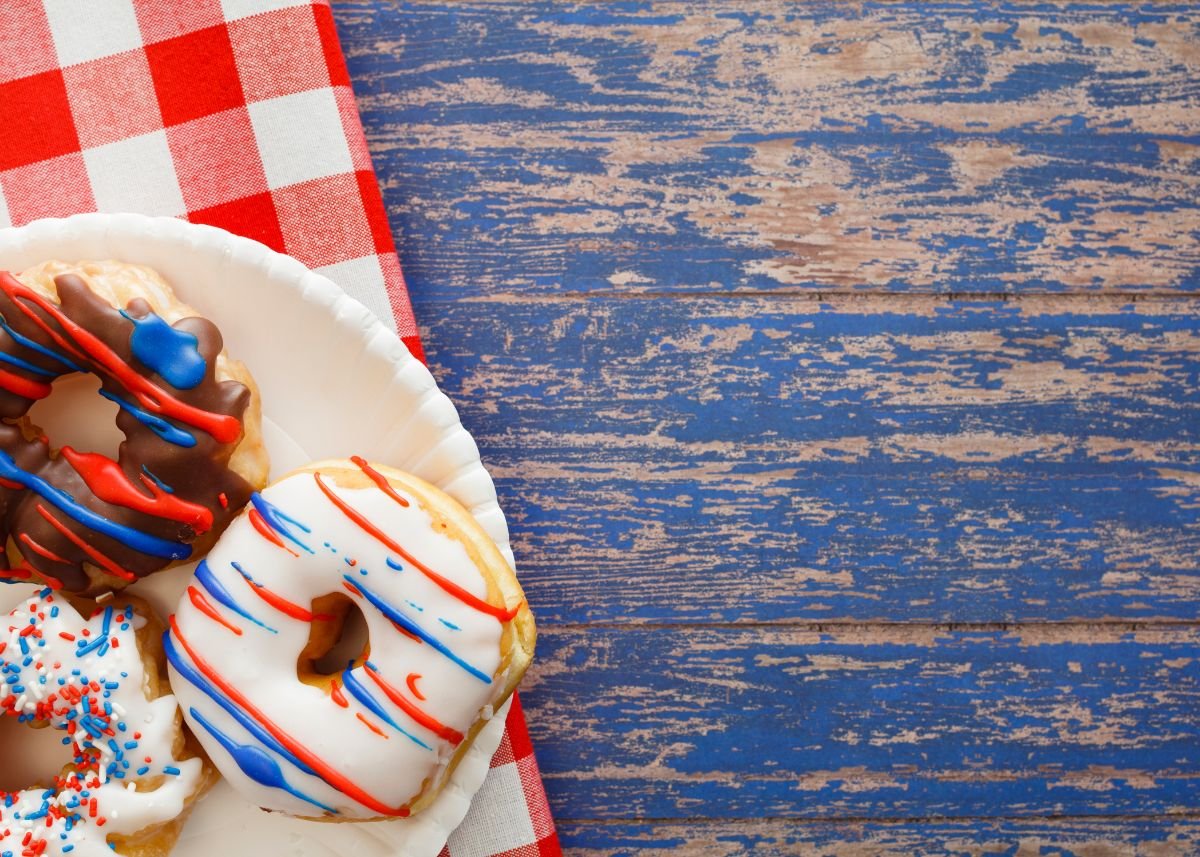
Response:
[0,589,202,856]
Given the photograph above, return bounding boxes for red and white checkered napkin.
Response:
[0,2,559,854]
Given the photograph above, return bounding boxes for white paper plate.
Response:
[0,213,513,857]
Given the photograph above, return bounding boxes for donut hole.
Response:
[297,593,371,686]
[0,713,66,791]
[25,373,124,459]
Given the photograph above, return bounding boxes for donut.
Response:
[166,458,536,819]
[0,260,268,594]
[0,587,215,856]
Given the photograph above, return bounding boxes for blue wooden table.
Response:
[333,3,1200,853]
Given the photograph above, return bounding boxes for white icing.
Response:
[168,468,510,819]
[0,591,204,856]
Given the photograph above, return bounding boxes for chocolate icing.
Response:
[0,272,255,592]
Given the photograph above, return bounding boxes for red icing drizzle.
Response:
[365,664,463,745]
[329,679,349,708]
[15,562,64,590]
[356,713,388,739]
[391,621,422,644]
[188,585,243,636]
[35,504,137,582]
[239,574,334,623]
[343,581,423,644]
[351,456,409,507]
[0,566,33,584]
[170,616,410,817]
[0,367,51,400]
[19,532,69,565]
[248,508,299,557]
[61,446,214,534]
[0,273,242,443]
[405,673,426,701]
[314,472,520,622]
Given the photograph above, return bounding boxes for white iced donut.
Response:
[0,588,212,856]
[165,458,535,820]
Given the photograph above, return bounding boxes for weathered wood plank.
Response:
[416,295,1200,624]
[524,625,1200,820]
[332,1,1200,845]
[556,818,1200,856]
[335,1,1200,298]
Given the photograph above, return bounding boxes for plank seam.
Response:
[536,621,1200,631]
[550,812,1200,826]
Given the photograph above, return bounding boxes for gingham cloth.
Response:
[0,2,559,854]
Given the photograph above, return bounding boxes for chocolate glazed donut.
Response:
[0,270,261,593]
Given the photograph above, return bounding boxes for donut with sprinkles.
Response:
[167,458,535,819]
[0,588,214,856]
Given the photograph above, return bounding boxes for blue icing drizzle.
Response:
[120,309,206,390]
[163,631,315,777]
[250,493,314,554]
[346,575,491,684]
[98,388,196,448]
[340,667,431,750]
[0,449,189,560]
[230,560,260,585]
[188,707,336,815]
[140,465,174,493]
[0,313,84,372]
[0,348,56,378]
[194,561,276,634]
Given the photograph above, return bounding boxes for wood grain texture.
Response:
[529,626,1200,819]
[420,296,1200,624]
[331,1,1200,852]
[335,0,1200,297]
[557,819,1200,856]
